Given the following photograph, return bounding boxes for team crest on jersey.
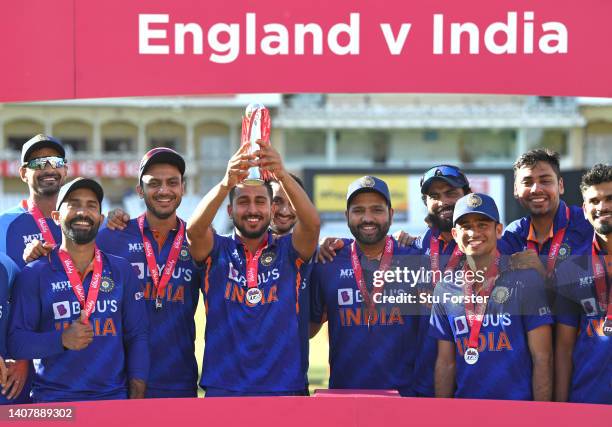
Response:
[100,276,115,293]
[466,194,482,208]
[179,246,191,262]
[260,251,276,267]
[492,286,510,304]
[557,243,571,261]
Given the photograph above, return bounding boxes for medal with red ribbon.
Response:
[137,214,185,310]
[591,235,612,336]
[527,205,570,278]
[430,235,463,276]
[58,246,103,324]
[243,238,269,306]
[21,199,56,247]
[463,251,501,364]
[350,236,394,327]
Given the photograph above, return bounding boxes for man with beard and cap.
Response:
[187,140,320,397]
[8,178,149,402]
[554,164,611,404]
[503,149,592,282]
[96,147,201,398]
[0,134,67,403]
[431,193,553,400]
[309,176,421,396]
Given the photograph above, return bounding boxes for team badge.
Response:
[464,347,479,365]
[100,276,115,293]
[603,319,612,337]
[360,176,375,187]
[557,243,571,261]
[492,286,510,304]
[246,288,263,305]
[260,251,276,267]
[179,246,191,262]
[466,194,482,208]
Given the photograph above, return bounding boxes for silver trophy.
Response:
[242,103,270,186]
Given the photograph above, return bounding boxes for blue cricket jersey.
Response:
[555,250,611,404]
[8,250,149,403]
[502,200,593,257]
[200,231,312,394]
[97,217,200,397]
[0,253,19,406]
[311,238,420,395]
[429,265,553,400]
[0,204,62,268]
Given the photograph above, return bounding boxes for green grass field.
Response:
[194,295,330,395]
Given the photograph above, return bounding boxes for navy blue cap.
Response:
[453,193,499,225]
[21,134,65,163]
[139,147,186,182]
[346,176,391,208]
[420,164,469,194]
[56,178,104,211]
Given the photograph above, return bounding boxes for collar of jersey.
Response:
[526,199,569,244]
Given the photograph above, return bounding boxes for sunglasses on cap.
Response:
[419,165,466,187]
[23,156,67,170]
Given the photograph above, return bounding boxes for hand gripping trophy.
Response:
[241,103,272,185]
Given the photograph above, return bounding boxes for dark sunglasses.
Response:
[23,156,67,170]
[420,165,465,187]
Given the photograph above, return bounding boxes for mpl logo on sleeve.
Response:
[128,243,144,253]
[52,301,71,320]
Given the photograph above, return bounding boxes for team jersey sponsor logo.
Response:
[340,269,354,279]
[100,276,115,293]
[52,301,71,319]
[231,249,243,265]
[226,262,280,287]
[337,288,364,306]
[22,232,44,245]
[51,280,72,292]
[129,243,144,253]
[538,306,552,316]
[132,262,145,279]
[579,276,594,287]
[132,262,192,281]
[454,315,468,334]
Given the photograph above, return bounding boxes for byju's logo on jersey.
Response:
[131,263,145,280]
[52,301,71,320]
[454,315,468,335]
[340,269,354,279]
[228,262,241,282]
[128,243,144,253]
[51,280,71,293]
[580,298,598,316]
[338,288,354,305]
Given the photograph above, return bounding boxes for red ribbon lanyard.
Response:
[350,236,394,313]
[464,252,501,349]
[21,199,56,246]
[591,236,612,321]
[244,238,269,289]
[58,246,103,323]
[527,205,570,277]
[137,214,185,307]
[430,235,463,275]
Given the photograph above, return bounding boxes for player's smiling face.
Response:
[229,184,272,239]
[270,181,297,235]
[452,213,502,257]
[54,188,103,245]
[20,147,68,197]
[346,191,393,245]
[582,181,612,236]
[514,161,564,217]
[424,180,466,232]
[138,163,185,220]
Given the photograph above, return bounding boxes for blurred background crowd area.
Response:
[0,93,610,238]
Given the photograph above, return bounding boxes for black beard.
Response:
[34,173,62,197]
[233,217,270,239]
[348,221,390,245]
[595,222,612,235]
[270,221,295,236]
[62,217,99,245]
[426,212,453,232]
